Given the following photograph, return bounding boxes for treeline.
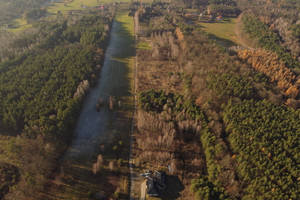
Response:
[237,0,299,22]
[208,0,239,16]
[139,90,205,122]
[223,99,299,199]
[238,49,299,102]
[23,8,47,23]
[169,0,239,16]
[241,14,299,69]
[237,0,300,60]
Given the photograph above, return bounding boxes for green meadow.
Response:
[9,0,133,32]
[197,17,238,47]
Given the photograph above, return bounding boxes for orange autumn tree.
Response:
[238,49,298,98]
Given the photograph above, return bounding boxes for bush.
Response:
[87,190,94,198]
[191,177,231,200]
[117,158,123,167]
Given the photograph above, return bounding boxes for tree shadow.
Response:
[209,34,237,48]
[159,175,184,200]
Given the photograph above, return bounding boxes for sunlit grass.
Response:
[47,0,97,14]
[9,0,104,32]
[8,0,137,32]
[116,11,134,36]
[137,42,151,50]
[8,18,32,33]
[47,0,132,14]
[115,11,135,112]
[197,17,238,47]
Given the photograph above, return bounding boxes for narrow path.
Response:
[43,12,135,199]
[140,181,146,200]
[129,50,137,199]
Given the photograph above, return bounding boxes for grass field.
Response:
[9,18,32,33]
[9,0,99,32]
[47,0,99,14]
[197,17,238,47]
[137,42,152,50]
[47,0,134,14]
[9,0,131,32]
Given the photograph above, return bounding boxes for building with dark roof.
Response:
[146,171,167,197]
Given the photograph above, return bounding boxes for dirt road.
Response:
[140,181,146,200]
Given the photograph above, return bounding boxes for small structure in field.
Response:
[216,14,223,21]
[96,4,104,11]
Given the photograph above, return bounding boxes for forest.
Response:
[0,14,110,135]
[0,9,112,198]
[223,99,299,199]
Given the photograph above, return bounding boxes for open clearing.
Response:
[47,0,133,14]
[9,0,132,32]
[47,0,99,14]
[197,17,238,47]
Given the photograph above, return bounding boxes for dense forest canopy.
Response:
[222,99,299,199]
[0,14,110,137]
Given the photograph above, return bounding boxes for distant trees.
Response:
[23,8,47,23]
[208,0,239,17]
[236,0,300,58]
[0,0,48,26]
[241,14,299,69]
